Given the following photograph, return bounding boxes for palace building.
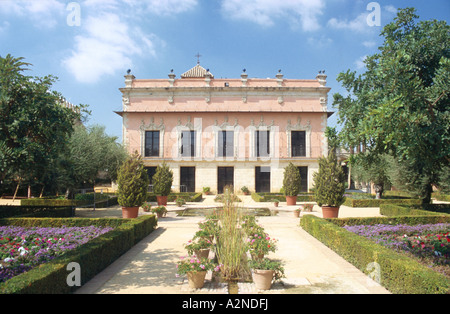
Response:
[116,63,332,194]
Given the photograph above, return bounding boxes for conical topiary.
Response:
[117,152,149,208]
[282,162,301,196]
[152,162,173,196]
[313,152,346,207]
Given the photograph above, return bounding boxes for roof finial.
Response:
[195,52,202,64]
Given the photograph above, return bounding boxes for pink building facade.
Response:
[116,64,332,194]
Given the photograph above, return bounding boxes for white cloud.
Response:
[362,41,376,48]
[327,13,370,33]
[355,55,367,70]
[63,13,160,83]
[0,0,65,28]
[220,0,325,31]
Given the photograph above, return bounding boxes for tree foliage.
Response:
[117,152,149,207]
[282,162,301,196]
[313,152,346,207]
[152,162,173,196]
[332,8,450,202]
[0,54,82,194]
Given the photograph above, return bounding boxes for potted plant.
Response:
[282,162,301,205]
[184,237,213,258]
[293,208,301,218]
[313,152,346,218]
[116,152,149,218]
[202,187,211,195]
[248,258,285,290]
[246,230,277,260]
[303,203,314,212]
[175,197,186,207]
[241,186,250,195]
[270,199,279,207]
[152,162,173,205]
[151,205,167,218]
[141,201,152,212]
[176,256,222,289]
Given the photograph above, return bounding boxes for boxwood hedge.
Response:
[0,215,157,294]
[300,214,450,294]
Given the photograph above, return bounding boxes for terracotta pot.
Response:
[122,206,139,218]
[286,196,297,205]
[274,202,279,207]
[156,195,167,205]
[252,269,274,290]
[194,249,210,259]
[293,210,300,218]
[187,271,207,289]
[322,206,340,218]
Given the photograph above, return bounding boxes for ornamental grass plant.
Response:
[215,187,251,281]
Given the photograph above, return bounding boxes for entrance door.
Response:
[180,167,195,192]
[217,167,234,194]
[255,166,271,193]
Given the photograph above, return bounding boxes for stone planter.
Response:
[121,206,139,218]
[187,271,207,289]
[252,269,274,290]
[322,206,340,218]
[286,196,297,205]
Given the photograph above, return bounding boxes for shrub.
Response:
[300,215,450,294]
[313,152,346,207]
[152,162,173,196]
[282,162,301,196]
[117,152,149,207]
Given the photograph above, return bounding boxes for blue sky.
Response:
[1,0,449,141]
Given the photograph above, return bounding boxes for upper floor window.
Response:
[218,131,234,157]
[181,130,196,157]
[256,130,270,157]
[291,131,306,157]
[145,131,160,157]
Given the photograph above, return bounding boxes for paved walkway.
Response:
[74,195,390,294]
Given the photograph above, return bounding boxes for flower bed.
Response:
[343,223,450,277]
[301,215,450,293]
[0,225,114,283]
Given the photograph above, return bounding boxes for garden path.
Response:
[75,197,389,294]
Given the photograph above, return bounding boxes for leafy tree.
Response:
[332,8,450,203]
[325,126,340,155]
[66,124,127,189]
[0,54,84,196]
[350,153,391,199]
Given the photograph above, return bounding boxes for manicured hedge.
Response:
[380,203,450,217]
[146,192,203,202]
[433,192,450,202]
[251,192,315,202]
[0,215,157,294]
[21,195,118,208]
[343,197,422,207]
[0,205,75,218]
[300,215,450,294]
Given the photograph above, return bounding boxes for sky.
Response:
[1,0,449,142]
